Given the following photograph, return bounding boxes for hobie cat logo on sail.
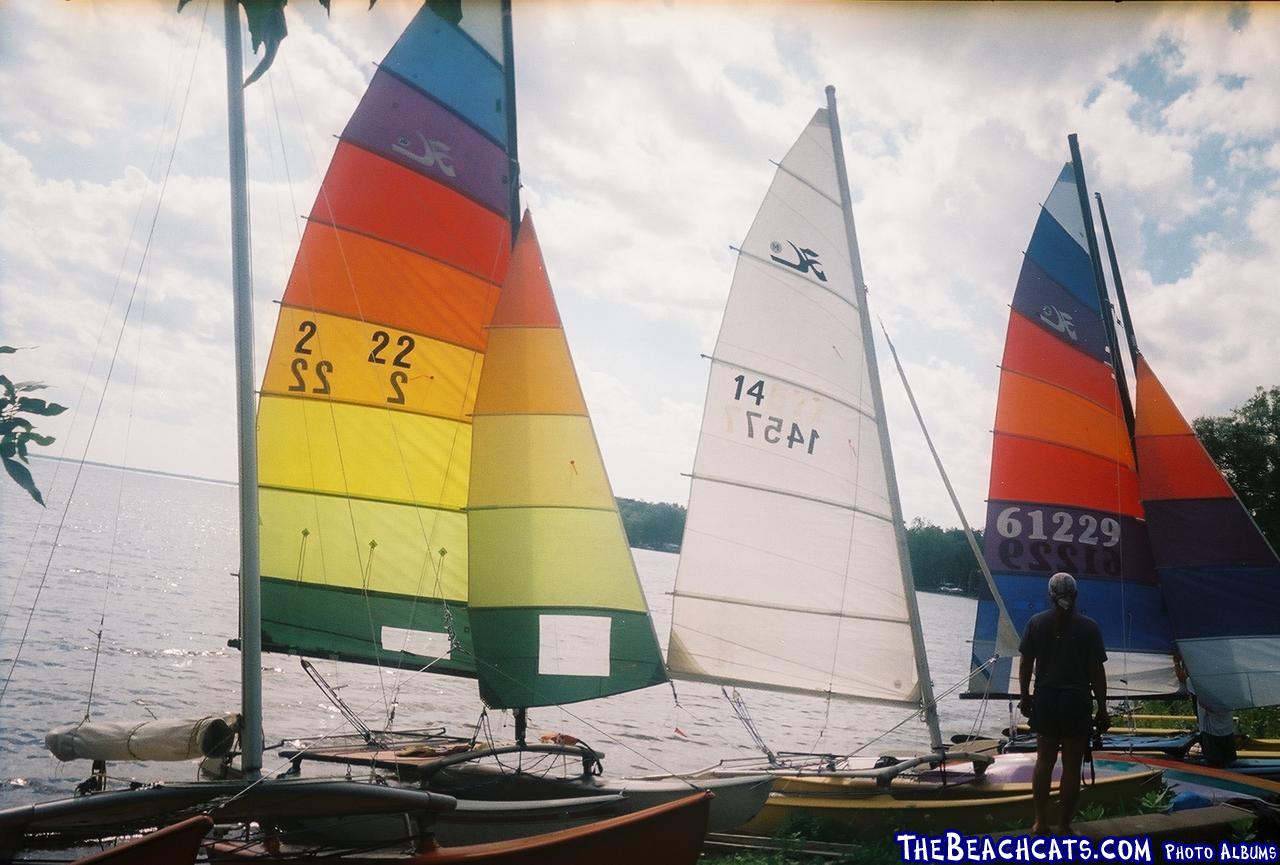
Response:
[393,132,456,177]
[770,240,827,282]
[1039,305,1077,341]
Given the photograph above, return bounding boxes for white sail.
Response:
[667,109,920,705]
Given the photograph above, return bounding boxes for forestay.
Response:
[256,1,515,676]
[667,109,921,705]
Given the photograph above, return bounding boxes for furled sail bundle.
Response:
[467,214,667,709]
[668,106,928,709]
[969,162,1175,697]
[257,2,516,676]
[1134,358,1280,710]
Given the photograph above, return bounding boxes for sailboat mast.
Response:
[223,0,263,778]
[1095,193,1141,365]
[501,0,520,241]
[824,86,942,751]
[1067,134,1135,441]
[499,0,528,747]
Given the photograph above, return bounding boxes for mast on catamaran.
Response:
[223,0,263,780]
[1094,193,1141,365]
[1068,134,1135,445]
[825,86,942,752]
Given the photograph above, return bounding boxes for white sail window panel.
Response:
[538,614,612,677]
[381,626,452,659]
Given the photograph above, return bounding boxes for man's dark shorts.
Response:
[1201,733,1237,767]
[1030,687,1092,739]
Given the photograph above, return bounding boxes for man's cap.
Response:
[1048,572,1077,609]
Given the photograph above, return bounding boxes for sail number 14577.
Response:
[732,374,820,456]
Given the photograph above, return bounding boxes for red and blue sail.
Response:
[1135,358,1280,710]
[970,163,1174,697]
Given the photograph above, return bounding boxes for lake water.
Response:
[0,460,998,809]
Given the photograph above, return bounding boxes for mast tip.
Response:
[825,84,836,96]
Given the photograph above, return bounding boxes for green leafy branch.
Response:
[0,346,67,506]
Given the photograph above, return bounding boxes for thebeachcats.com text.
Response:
[895,832,1153,863]
[896,833,1280,864]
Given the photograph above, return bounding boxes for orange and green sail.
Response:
[256,1,515,676]
[467,213,667,709]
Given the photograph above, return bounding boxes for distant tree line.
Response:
[906,519,983,595]
[617,498,686,552]
[1193,385,1279,550]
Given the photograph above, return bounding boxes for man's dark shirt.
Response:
[1020,609,1107,691]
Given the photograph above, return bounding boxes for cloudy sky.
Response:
[2,0,1276,529]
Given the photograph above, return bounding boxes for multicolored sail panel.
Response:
[1135,357,1280,710]
[468,214,667,709]
[667,109,923,705]
[970,164,1175,697]
[257,1,514,676]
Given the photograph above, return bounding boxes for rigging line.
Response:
[0,3,210,705]
[87,249,155,720]
[0,1,206,643]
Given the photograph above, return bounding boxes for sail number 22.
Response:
[732,375,820,455]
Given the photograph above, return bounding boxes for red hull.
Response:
[210,791,712,864]
[71,816,213,865]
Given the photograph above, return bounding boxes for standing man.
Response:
[1017,572,1110,835]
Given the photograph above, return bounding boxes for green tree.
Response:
[0,346,67,506]
[905,518,983,594]
[1192,386,1280,550]
[617,498,687,552]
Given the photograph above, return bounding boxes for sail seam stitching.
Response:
[301,215,503,288]
[673,591,910,624]
[734,248,860,311]
[260,483,465,513]
[774,162,842,208]
[705,357,875,421]
[261,390,473,426]
[690,473,892,522]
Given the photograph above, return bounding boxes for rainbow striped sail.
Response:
[970,162,1175,697]
[256,4,667,712]
[1135,358,1280,710]
[468,214,667,709]
[256,2,515,677]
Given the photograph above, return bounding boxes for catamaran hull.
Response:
[1097,754,1280,803]
[737,766,1162,837]
[208,792,712,864]
[430,763,772,835]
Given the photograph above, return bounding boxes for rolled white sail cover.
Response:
[668,109,920,704]
[45,714,240,762]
